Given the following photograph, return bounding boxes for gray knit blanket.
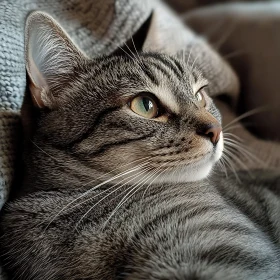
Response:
[0,0,280,278]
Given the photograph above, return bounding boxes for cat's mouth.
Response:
[149,133,224,183]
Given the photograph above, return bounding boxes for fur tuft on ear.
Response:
[25,11,88,108]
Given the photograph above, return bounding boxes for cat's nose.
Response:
[197,124,222,145]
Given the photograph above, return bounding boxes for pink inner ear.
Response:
[25,11,88,110]
[28,82,45,108]
[26,55,48,108]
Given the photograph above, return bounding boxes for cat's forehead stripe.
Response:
[193,81,204,94]
[192,75,208,94]
[145,54,183,83]
[151,85,180,114]
[150,54,183,79]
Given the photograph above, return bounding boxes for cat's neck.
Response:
[22,143,106,194]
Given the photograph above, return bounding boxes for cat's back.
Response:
[1,177,280,279]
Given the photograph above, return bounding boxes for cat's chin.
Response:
[154,161,213,184]
[153,134,224,184]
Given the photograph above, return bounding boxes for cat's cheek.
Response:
[214,132,224,162]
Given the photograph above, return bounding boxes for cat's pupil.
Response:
[129,95,158,118]
[142,98,153,112]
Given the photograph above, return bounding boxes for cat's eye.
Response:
[129,94,159,119]
[195,88,206,107]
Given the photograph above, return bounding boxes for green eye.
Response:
[195,89,206,107]
[130,95,158,119]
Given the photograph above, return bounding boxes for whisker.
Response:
[106,36,138,62]
[131,36,144,68]
[140,162,174,204]
[222,153,241,183]
[123,41,138,61]
[65,164,154,213]
[131,36,139,56]
[213,157,227,177]
[32,138,151,183]
[74,165,154,230]
[212,20,237,51]
[105,163,164,208]
[190,53,199,72]
[101,173,156,229]
[224,138,267,167]
[218,158,228,177]
[181,48,186,65]
[223,50,245,60]
[88,156,152,184]
[226,143,267,169]
[223,106,268,130]
[31,140,59,162]
[223,132,243,142]
[186,45,194,69]
[223,124,243,133]
[101,162,170,230]
[171,159,183,181]
[223,147,254,178]
[106,37,146,71]
[43,158,152,230]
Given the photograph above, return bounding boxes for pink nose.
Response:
[205,126,222,144]
[197,124,222,145]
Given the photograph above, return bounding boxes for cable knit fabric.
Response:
[0,1,280,278]
[0,112,20,210]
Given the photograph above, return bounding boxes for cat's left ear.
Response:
[25,11,88,108]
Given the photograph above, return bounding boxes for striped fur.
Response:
[0,172,279,279]
[0,11,279,280]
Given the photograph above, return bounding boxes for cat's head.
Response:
[25,11,223,186]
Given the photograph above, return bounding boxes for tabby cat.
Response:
[0,11,279,280]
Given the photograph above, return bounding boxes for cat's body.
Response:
[1,172,280,279]
[0,11,280,280]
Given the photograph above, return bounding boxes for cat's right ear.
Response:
[141,8,193,56]
[115,7,192,57]
[25,11,88,108]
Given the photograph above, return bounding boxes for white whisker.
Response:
[43,158,152,230]
[31,140,59,162]
[212,21,237,51]
[223,132,243,142]
[140,162,174,205]
[101,162,171,230]
[223,107,267,130]
[222,153,241,183]
[66,164,154,213]
[223,147,253,179]
[186,45,194,69]
[190,54,199,72]
[224,138,267,167]
[74,165,154,230]
[223,124,243,133]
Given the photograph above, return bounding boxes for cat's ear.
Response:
[118,7,192,57]
[112,13,153,56]
[141,7,193,56]
[25,11,87,108]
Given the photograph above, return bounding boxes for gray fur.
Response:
[0,11,280,280]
